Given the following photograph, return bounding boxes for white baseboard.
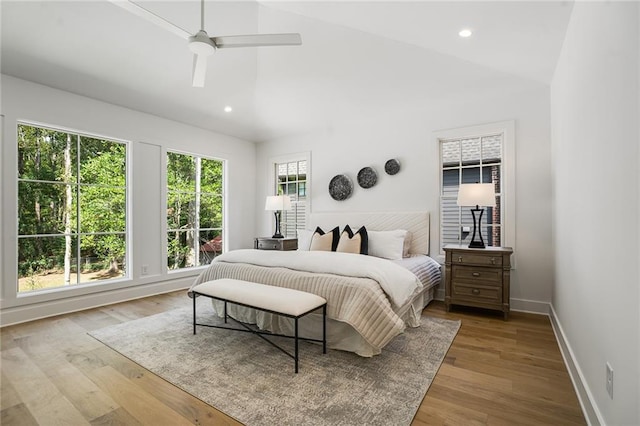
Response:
[549,304,604,426]
[0,278,193,327]
[510,298,549,315]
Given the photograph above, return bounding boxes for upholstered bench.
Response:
[191,278,327,373]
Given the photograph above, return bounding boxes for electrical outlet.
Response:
[141,265,149,276]
[606,362,613,399]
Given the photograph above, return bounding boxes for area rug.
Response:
[90,298,460,426]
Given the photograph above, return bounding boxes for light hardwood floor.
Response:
[1,291,585,425]
[417,303,585,425]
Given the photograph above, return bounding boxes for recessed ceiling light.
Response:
[224,106,233,113]
[459,29,472,38]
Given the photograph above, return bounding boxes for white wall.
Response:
[256,86,553,312]
[551,2,639,425]
[0,75,257,325]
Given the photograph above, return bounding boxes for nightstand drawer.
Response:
[257,240,283,250]
[255,237,298,251]
[452,282,502,304]
[452,266,501,284]
[452,253,503,267]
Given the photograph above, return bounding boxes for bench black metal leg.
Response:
[193,294,197,335]
[295,318,299,373]
[191,291,326,374]
[322,304,327,354]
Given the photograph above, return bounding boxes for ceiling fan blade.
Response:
[212,33,302,49]
[108,0,191,40]
[192,54,208,87]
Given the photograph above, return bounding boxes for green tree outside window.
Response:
[17,124,127,292]
[167,152,224,270]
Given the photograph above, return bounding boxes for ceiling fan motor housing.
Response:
[189,30,216,56]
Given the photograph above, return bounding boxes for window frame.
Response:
[15,121,131,296]
[165,149,226,273]
[268,152,311,238]
[440,135,503,248]
[434,121,516,258]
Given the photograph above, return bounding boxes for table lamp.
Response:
[457,183,496,248]
[265,195,292,239]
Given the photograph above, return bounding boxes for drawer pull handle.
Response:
[490,257,496,264]
[458,256,463,263]
[472,288,480,295]
[472,272,480,277]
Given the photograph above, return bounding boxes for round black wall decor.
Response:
[329,174,353,201]
[384,159,401,175]
[357,167,378,189]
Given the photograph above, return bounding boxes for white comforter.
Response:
[215,249,423,309]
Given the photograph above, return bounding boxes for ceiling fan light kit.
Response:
[111,0,302,88]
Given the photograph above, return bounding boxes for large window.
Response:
[275,159,307,238]
[440,134,503,250]
[167,152,224,270]
[17,124,127,293]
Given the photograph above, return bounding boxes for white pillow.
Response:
[367,229,408,260]
[297,229,314,251]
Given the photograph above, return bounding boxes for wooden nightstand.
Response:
[444,244,513,320]
[254,237,298,251]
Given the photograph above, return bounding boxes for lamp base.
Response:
[468,240,486,249]
[468,206,487,249]
[272,211,284,239]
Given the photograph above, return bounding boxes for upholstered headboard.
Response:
[308,211,430,255]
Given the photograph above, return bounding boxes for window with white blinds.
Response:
[440,134,503,251]
[275,160,307,238]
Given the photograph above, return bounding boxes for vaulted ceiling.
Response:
[1,1,574,142]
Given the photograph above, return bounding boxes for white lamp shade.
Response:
[457,183,496,207]
[265,195,292,211]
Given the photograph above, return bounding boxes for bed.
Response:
[189,211,441,357]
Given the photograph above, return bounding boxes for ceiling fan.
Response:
[110,0,302,87]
